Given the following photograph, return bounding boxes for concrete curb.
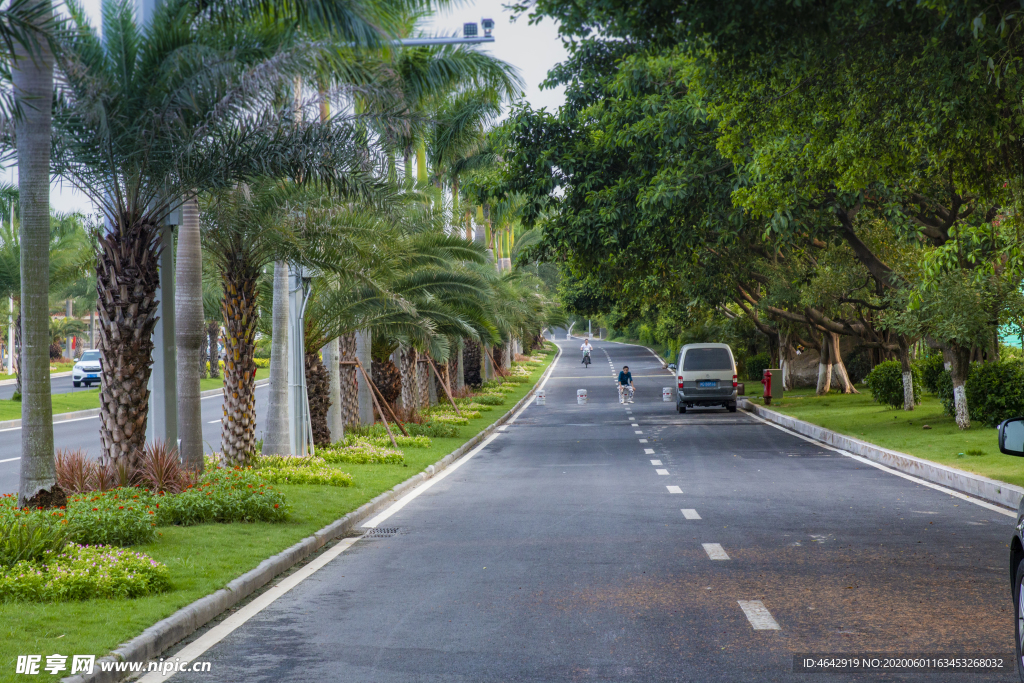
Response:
[63,347,558,683]
[0,379,270,432]
[739,398,1024,510]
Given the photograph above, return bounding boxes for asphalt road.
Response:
[0,372,95,400]
[158,336,1016,682]
[0,385,269,494]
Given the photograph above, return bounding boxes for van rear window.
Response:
[683,348,732,371]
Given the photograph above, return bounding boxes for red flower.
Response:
[273,504,279,508]
[92,507,98,511]
[118,506,124,510]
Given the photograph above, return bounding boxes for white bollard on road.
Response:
[536,389,546,405]
[663,387,674,402]
[577,389,588,405]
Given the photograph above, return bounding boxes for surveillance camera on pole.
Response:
[396,18,497,46]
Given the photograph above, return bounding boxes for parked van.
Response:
[672,343,738,413]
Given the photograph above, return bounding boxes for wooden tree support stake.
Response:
[489,348,509,378]
[352,358,410,438]
[425,356,461,417]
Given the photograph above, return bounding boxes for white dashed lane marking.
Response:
[656,469,669,475]
[650,459,662,466]
[631,423,639,427]
[208,419,222,424]
[682,509,701,519]
[639,439,648,443]
[634,430,643,434]
[737,600,781,630]
[644,448,654,454]
[702,543,730,560]
[666,485,682,494]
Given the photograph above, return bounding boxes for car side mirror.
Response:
[999,417,1024,456]
[668,364,677,371]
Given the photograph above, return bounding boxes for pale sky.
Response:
[17,0,568,215]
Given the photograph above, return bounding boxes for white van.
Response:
[671,343,737,413]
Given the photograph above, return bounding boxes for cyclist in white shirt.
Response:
[580,338,593,366]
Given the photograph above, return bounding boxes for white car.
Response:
[72,349,102,387]
[671,343,738,413]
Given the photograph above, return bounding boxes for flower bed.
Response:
[0,544,171,602]
[156,467,289,525]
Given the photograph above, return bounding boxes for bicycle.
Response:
[582,350,591,368]
[618,384,634,403]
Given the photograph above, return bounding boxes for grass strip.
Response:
[752,387,1024,488]
[0,345,555,680]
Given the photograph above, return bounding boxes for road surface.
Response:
[155,337,1015,682]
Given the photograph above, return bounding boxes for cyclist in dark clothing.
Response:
[617,366,634,403]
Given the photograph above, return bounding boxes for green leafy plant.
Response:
[864,360,921,408]
[252,456,354,487]
[407,421,459,438]
[0,518,69,568]
[468,394,505,406]
[745,352,770,382]
[965,361,1024,428]
[320,441,405,465]
[154,468,289,526]
[916,353,947,394]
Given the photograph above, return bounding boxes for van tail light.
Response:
[732,374,738,388]
[677,375,684,389]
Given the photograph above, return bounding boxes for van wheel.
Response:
[727,402,737,413]
[677,405,686,414]
[73,381,81,388]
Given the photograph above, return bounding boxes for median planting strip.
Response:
[33,345,558,683]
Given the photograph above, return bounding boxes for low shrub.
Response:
[407,421,459,438]
[453,401,493,412]
[0,544,171,602]
[745,352,771,382]
[965,360,1024,427]
[253,456,354,487]
[320,440,405,465]
[155,467,288,525]
[344,434,431,449]
[864,360,921,408]
[469,394,505,406]
[428,413,469,425]
[917,353,947,394]
[429,408,481,420]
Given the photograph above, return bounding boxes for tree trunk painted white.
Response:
[944,345,971,430]
[175,198,203,471]
[897,341,915,411]
[323,338,342,442]
[14,10,57,506]
[263,261,290,455]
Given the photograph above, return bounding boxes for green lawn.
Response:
[752,386,1024,488]
[0,345,555,681]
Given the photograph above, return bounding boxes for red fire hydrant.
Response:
[761,369,772,406]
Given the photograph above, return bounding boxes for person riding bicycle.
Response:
[580,338,593,367]
[618,365,634,403]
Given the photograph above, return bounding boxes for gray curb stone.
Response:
[739,398,1024,510]
[62,350,559,683]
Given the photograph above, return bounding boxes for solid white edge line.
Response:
[0,456,19,464]
[744,410,1016,518]
[362,432,501,529]
[137,535,362,683]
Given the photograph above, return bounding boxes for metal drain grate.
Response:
[362,527,400,538]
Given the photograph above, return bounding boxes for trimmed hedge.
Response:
[965,360,1024,427]
[916,353,947,394]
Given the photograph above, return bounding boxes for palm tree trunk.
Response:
[96,214,162,468]
[220,270,259,466]
[338,332,358,429]
[399,346,417,411]
[199,331,209,379]
[207,321,220,378]
[175,199,203,471]
[13,14,57,505]
[262,261,290,455]
[306,351,331,445]
[14,313,22,397]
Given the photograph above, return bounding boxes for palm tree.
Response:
[11,0,56,506]
[51,0,383,466]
